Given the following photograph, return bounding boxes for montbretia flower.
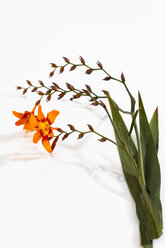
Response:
[33,105,59,153]
[12,105,38,132]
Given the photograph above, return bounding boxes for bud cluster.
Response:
[51,124,108,144]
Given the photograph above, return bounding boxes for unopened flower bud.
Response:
[22,89,27,94]
[97,61,103,69]
[59,67,64,74]
[70,65,76,71]
[49,71,54,77]
[103,76,111,81]
[62,133,69,140]
[86,69,93,74]
[79,56,85,65]
[78,133,84,139]
[67,124,76,131]
[87,124,94,132]
[26,80,32,86]
[63,57,70,63]
[98,137,107,142]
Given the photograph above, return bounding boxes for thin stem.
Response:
[74,129,122,149]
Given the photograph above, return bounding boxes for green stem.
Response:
[134,120,146,185]
[143,243,153,248]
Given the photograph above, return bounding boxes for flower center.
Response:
[38,121,50,136]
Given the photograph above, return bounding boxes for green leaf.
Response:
[107,96,138,176]
[108,95,162,245]
[150,108,159,152]
[138,93,163,231]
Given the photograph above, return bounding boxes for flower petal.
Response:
[33,131,42,143]
[49,128,54,138]
[29,115,38,128]
[32,104,38,114]
[38,105,45,121]
[15,117,28,126]
[24,122,31,132]
[47,110,60,124]
[12,111,25,119]
[23,115,37,132]
[42,137,52,153]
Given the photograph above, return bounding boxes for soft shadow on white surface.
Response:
[0,130,125,194]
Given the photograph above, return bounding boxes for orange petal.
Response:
[32,104,38,114]
[47,110,60,124]
[24,122,31,132]
[12,111,24,119]
[42,137,52,153]
[33,131,42,143]
[15,117,28,126]
[29,115,38,128]
[38,105,45,121]
[49,128,54,138]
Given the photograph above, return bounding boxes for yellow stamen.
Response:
[38,121,50,136]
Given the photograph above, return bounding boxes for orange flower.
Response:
[33,105,59,153]
[12,105,38,132]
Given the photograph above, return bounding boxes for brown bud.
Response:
[85,69,93,74]
[51,136,59,151]
[103,90,109,96]
[22,89,27,94]
[87,124,94,132]
[100,101,106,108]
[85,84,91,92]
[49,71,54,77]
[56,128,64,133]
[79,56,85,65]
[78,133,84,139]
[26,80,32,86]
[98,137,107,142]
[70,65,76,71]
[59,67,64,74]
[50,86,57,91]
[38,80,44,86]
[58,92,66,100]
[63,57,70,63]
[91,101,98,106]
[16,86,22,90]
[62,133,69,141]
[38,91,44,95]
[67,124,76,131]
[97,61,103,69]
[50,63,57,68]
[82,89,90,96]
[73,93,81,99]
[103,76,111,81]
[46,95,51,102]
[31,87,37,92]
[66,83,74,91]
[53,83,59,88]
[46,89,52,95]
[121,72,125,83]
[35,99,41,105]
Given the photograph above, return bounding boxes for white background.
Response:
[0,0,165,247]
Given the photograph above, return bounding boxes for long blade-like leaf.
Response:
[108,95,162,245]
[138,93,162,231]
[150,107,159,152]
[108,96,138,175]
